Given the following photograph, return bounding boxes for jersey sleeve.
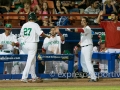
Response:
[12,35,18,43]
[57,36,65,44]
[82,26,91,35]
[42,38,49,51]
[35,24,43,36]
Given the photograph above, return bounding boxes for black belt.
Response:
[81,44,92,47]
[0,50,13,53]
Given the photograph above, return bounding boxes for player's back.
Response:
[20,21,43,43]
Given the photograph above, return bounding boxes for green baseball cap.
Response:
[5,24,12,28]
[63,50,71,54]
[100,35,105,43]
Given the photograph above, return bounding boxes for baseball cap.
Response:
[5,24,12,29]
[63,50,71,54]
[98,34,105,43]
[101,35,105,43]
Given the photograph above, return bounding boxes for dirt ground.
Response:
[0,78,120,87]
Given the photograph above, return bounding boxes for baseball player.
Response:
[0,24,19,74]
[93,35,108,73]
[42,26,67,74]
[20,12,50,83]
[97,11,120,53]
[66,17,97,82]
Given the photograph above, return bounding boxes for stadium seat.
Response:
[69,12,81,26]
[3,12,20,26]
[47,1,58,21]
[47,1,54,9]
[69,12,81,21]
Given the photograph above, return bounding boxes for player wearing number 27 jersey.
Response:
[20,12,50,83]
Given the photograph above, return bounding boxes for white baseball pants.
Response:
[44,61,54,74]
[19,61,26,74]
[11,61,20,74]
[80,45,96,80]
[22,42,37,79]
[44,61,68,74]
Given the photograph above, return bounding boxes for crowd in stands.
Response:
[0,0,120,27]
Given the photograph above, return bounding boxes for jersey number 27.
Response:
[24,28,32,36]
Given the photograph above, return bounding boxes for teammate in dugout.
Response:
[0,24,19,74]
[96,11,120,53]
[41,26,68,74]
[20,12,50,83]
[66,17,97,82]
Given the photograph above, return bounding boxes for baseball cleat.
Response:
[21,79,28,83]
[28,77,43,83]
[88,79,98,82]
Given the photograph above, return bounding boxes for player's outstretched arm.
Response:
[55,26,65,41]
[96,11,103,24]
[66,28,84,33]
[11,42,19,47]
[40,32,50,38]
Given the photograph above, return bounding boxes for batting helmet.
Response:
[28,12,37,21]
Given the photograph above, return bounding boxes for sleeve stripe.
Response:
[78,28,84,33]
[42,48,46,52]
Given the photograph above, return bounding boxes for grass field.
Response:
[0,79,120,90]
[0,86,120,90]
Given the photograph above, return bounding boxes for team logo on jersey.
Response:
[117,27,120,31]
[20,42,25,46]
[48,40,59,45]
[1,41,12,44]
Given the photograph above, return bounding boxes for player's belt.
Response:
[81,44,92,47]
[0,50,13,53]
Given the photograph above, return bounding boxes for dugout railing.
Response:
[0,54,74,79]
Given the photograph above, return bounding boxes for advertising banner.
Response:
[0,28,105,43]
